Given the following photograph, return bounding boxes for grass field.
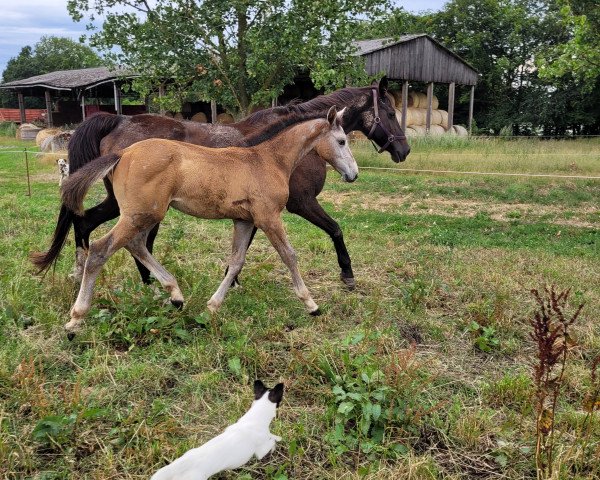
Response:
[1,135,599,479]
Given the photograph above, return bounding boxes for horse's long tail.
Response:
[68,112,124,174]
[62,153,122,216]
[30,204,76,274]
[29,113,125,274]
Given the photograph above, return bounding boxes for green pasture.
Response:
[1,134,599,479]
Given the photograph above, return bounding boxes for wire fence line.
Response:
[3,148,599,186]
[358,166,600,180]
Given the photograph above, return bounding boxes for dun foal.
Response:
[61,107,357,335]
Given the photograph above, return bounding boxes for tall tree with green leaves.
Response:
[67,0,389,116]
[537,0,600,87]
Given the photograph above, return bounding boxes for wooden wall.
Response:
[363,36,478,85]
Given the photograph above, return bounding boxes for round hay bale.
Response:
[396,109,412,126]
[405,127,418,137]
[408,91,420,108]
[429,125,445,136]
[173,112,184,120]
[411,125,426,135]
[190,112,208,123]
[390,90,402,107]
[431,110,443,125]
[217,113,234,124]
[415,108,429,125]
[439,110,449,129]
[453,125,469,136]
[431,95,439,110]
[417,93,428,108]
[36,128,61,147]
[17,123,42,141]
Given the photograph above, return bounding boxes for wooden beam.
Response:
[468,85,475,135]
[158,84,166,115]
[401,80,408,131]
[81,94,86,121]
[44,90,53,128]
[17,92,26,124]
[113,83,122,115]
[447,82,455,132]
[425,82,433,133]
[211,99,217,123]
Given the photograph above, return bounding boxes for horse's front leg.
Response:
[260,217,320,316]
[208,220,255,313]
[286,194,355,290]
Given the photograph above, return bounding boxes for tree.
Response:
[67,0,389,116]
[1,36,103,108]
[537,0,600,87]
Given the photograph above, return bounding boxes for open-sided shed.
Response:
[355,34,479,133]
[0,67,139,126]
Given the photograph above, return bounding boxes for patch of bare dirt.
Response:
[318,191,598,229]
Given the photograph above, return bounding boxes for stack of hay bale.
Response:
[389,90,468,136]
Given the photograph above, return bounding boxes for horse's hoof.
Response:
[310,308,322,317]
[67,332,76,341]
[341,275,356,290]
[171,299,184,310]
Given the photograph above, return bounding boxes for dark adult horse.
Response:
[31,78,409,289]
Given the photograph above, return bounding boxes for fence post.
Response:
[24,148,31,196]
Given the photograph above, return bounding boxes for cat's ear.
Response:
[254,380,268,400]
[268,383,284,407]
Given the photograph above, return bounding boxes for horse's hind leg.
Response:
[66,217,140,335]
[125,227,184,308]
[132,223,160,285]
[287,195,355,289]
[71,182,120,282]
[224,226,257,287]
[208,220,254,312]
[260,218,320,315]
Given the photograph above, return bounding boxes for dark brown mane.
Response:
[244,86,372,124]
[244,111,326,147]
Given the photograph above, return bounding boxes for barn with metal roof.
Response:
[354,34,479,133]
[0,67,139,126]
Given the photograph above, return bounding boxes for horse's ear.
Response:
[254,380,268,400]
[336,107,346,127]
[379,76,389,95]
[268,383,285,407]
[327,105,338,126]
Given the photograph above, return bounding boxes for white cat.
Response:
[151,380,284,480]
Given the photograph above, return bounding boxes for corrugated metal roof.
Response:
[353,34,426,56]
[0,67,137,91]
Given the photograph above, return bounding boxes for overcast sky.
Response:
[0,0,448,78]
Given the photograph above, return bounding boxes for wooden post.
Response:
[17,92,26,124]
[468,85,475,135]
[113,83,122,114]
[425,82,434,133]
[81,94,86,121]
[158,84,166,115]
[447,82,455,132]
[401,80,408,131]
[211,99,217,123]
[44,90,53,128]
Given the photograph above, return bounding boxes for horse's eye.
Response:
[338,139,346,146]
[388,112,395,119]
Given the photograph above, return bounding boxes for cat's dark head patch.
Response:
[254,380,268,400]
[268,383,284,408]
